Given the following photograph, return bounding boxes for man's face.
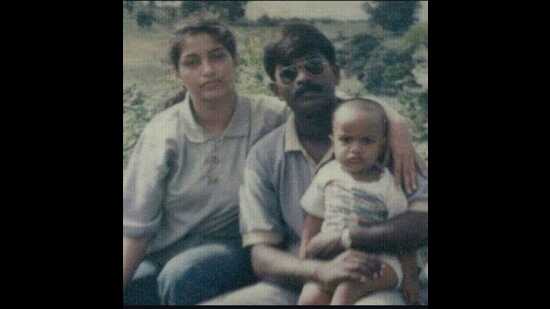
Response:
[271,53,340,119]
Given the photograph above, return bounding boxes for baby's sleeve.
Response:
[300,171,328,219]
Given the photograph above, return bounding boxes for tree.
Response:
[123,1,134,14]
[180,1,206,18]
[180,1,248,22]
[363,1,420,34]
[218,1,247,22]
[136,10,154,29]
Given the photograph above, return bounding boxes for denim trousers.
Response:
[123,231,256,305]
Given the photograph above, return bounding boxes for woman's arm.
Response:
[381,104,422,194]
[123,236,150,290]
[299,214,323,259]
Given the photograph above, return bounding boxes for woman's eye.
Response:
[182,60,199,67]
[210,52,226,61]
[361,138,374,144]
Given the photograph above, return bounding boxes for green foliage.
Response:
[337,33,380,73]
[363,1,420,35]
[180,1,248,22]
[402,22,428,49]
[399,88,428,142]
[123,1,134,14]
[180,1,205,18]
[256,14,279,27]
[136,10,154,29]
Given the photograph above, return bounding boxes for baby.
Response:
[298,98,420,305]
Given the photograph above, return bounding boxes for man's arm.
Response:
[123,236,150,290]
[299,214,323,259]
[306,209,428,259]
[349,210,428,254]
[251,244,321,288]
[251,244,382,292]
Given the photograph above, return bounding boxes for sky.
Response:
[246,1,428,22]
[153,1,428,23]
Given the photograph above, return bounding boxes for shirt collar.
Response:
[180,92,250,143]
[284,114,334,172]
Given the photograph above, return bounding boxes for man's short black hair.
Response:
[264,23,337,81]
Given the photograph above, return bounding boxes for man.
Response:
[203,23,428,305]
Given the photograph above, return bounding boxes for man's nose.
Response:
[295,66,314,85]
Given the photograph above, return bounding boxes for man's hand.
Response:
[306,232,345,260]
[389,121,419,194]
[313,250,382,292]
[401,275,421,305]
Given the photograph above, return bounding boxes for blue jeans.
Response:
[123,238,256,305]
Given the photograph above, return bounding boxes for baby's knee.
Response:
[298,283,330,305]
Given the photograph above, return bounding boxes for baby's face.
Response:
[332,109,386,176]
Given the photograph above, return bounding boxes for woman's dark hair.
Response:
[168,20,237,73]
[264,23,337,81]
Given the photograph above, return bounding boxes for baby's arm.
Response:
[299,214,323,259]
[297,215,332,305]
[399,253,421,304]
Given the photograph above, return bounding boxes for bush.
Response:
[256,14,278,27]
[363,1,420,35]
[136,10,154,29]
[402,22,428,49]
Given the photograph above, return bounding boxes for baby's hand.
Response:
[401,275,421,305]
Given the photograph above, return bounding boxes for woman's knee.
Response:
[156,243,254,304]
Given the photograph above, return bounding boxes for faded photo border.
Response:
[123,1,428,306]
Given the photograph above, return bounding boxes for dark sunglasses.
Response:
[278,57,326,84]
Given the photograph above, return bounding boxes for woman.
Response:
[123,20,420,305]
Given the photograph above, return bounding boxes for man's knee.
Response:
[354,290,405,305]
[201,282,299,305]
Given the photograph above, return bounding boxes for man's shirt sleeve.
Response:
[239,141,286,247]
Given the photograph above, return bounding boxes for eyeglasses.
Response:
[278,57,326,84]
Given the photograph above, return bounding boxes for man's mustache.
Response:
[294,82,324,99]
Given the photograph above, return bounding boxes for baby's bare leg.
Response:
[298,281,332,305]
[331,262,399,305]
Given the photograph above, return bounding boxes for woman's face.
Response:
[177,33,237,103]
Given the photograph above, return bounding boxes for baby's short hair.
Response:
[332,98,388,135]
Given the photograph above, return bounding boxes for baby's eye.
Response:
[360,137,374,145]
[339,136,352,144]
[210,51,227,61]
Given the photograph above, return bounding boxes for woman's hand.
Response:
[389,120,419,194]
